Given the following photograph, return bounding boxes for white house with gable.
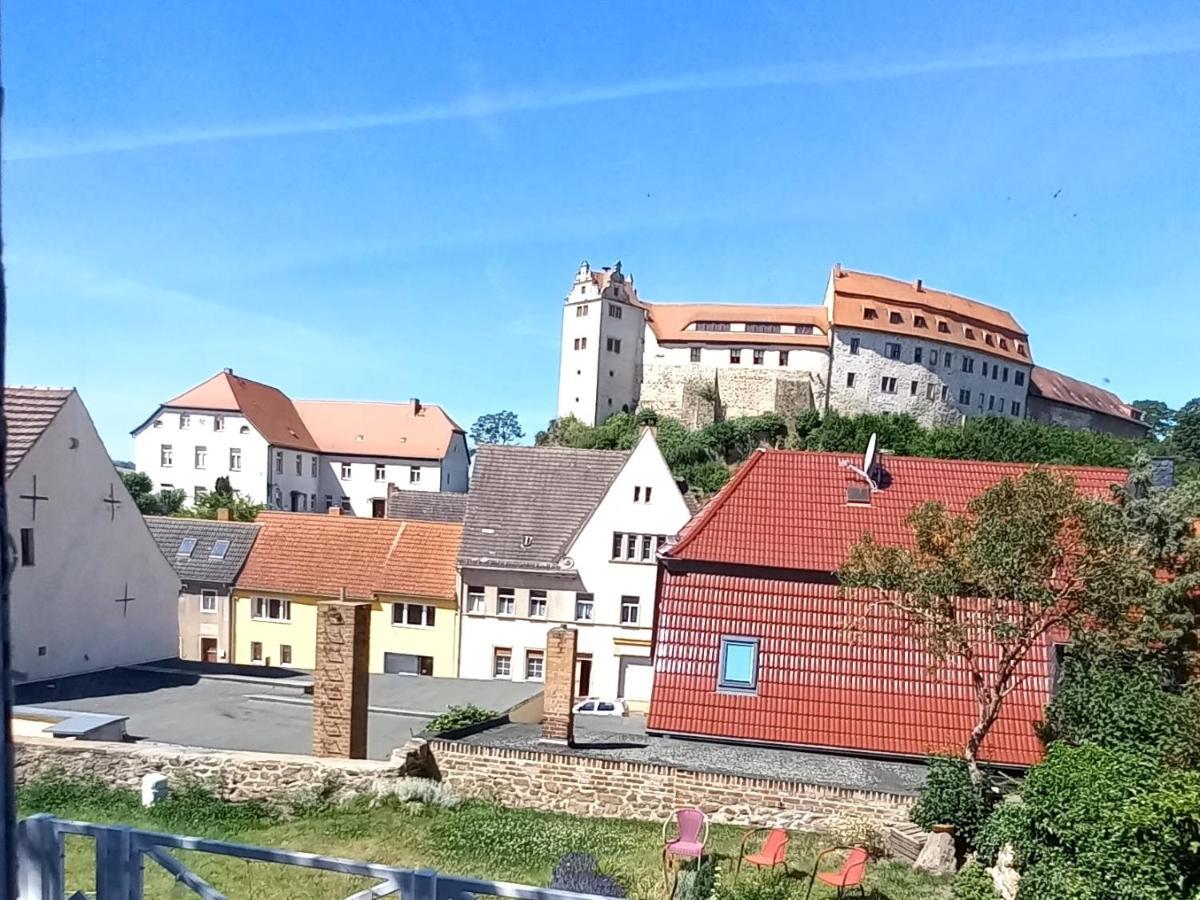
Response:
[458,428,693,710]
[132,370,469,517]
[6,387,179,682]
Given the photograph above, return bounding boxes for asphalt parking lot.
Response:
[15,664,540,761]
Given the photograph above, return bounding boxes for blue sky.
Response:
[6,1,1199,457]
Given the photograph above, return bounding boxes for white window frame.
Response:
[493,648,512,679]
[391,602,435,629]
[340,462,352,480]
[409,466,421,484]
[252,597,292,622]
[496,589,515,616]
[575,593,594,622]
[179,413,191,429]
[466,586,486,615]
[295,454,302,476]
[375,464,386,482]
[161,444,173,467]
[620,595,640,625]
[194,446,207,469]
[200,590,218,614]
[275,451,283,475]
[213,415,224,432]
[525,650,545,681]
[311,456,319,477]
[229,447,242,471]
[529,591,548,618]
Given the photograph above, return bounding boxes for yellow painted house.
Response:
[232,511,463,676]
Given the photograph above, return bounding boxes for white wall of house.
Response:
[11,392,179,682]
[133,409,271,504]
[458,430,690,709]
[642,328,830,373]
[317,455,444,516]
[826,326,1033,427]
[266,446,322,512]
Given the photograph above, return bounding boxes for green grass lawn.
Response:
[19,777,952,900]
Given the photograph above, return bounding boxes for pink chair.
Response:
[662,807,709,865]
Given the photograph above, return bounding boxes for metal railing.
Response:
[17,814,610,900]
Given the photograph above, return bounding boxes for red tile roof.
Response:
[668,450,1128,573]
[162,371,318,451]
[648,576,1050,766]
[1029,367,1147,429]
[237,511,461,601]
[830,268,1032,364]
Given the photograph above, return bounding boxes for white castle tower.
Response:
[556,261,647,426]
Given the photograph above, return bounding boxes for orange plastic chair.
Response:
[735,828,790,879]
[805,847,868,899]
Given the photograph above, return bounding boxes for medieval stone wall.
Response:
[639,365,817,426]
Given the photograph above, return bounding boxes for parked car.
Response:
[573,697,627,717]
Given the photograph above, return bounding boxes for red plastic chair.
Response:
[735,828,790,879]
[805,847,868,899]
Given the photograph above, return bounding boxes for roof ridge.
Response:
[755,448,1130,474]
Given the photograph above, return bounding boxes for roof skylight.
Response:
[209,540,231,560]
[177,538,197,557]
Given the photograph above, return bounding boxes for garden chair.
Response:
[661,807,708,866]
[804,846,868,900]
[734,827,790,880]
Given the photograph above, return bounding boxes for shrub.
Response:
[823,813,885,857]
[1008,743,1200,900]
[974,798,1026,868]
[1040,647,1200,767]
[715,870,790,900]
[424,704,498,736]
[147,779,277,833]
[910,756,990,849]
[548,852,625,898]
[675,855,717,900]
[952,862,1000,900]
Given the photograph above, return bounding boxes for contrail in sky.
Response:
[10,26,1200,162]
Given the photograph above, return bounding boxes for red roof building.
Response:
[648,450,1129,767]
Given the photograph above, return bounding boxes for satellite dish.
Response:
[838,432,880,492]
[863,433,878,475]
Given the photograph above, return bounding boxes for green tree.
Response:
[121,471,185,515]
[470,410,525,445]
[1170,397,1200,462]
[175,479,263,522]
[1041,647,1200,767]
[1131,399,1176,441]
[840,469,1159,778]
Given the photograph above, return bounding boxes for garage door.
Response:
[619,657,654,703]
[383,653,433,676]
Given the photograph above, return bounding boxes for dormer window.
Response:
[863,308,878,320]
[1017,342,1028,357]
[999,338,1009,350]
[938,321,950,334]
[913,316,927,328]
[965,328,976,340]
[984,334,995,346]
[889,311,903,324]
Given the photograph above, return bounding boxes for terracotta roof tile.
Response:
[648,577,1050,766]
[237,511,460,600]
[4,387,73,478]
[293,399,462,459]
[163,371,317,451]
[1029,366,1146,428]
[669,450,1127,573]
[643,303,831,349]
[832,268,1032,364]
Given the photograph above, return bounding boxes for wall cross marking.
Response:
[19,474,49,520]
[114,582,136,617]
[102,482,122,521]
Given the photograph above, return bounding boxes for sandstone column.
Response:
[313,595,371,758]
[541,626,578,745]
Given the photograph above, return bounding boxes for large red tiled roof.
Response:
[668,450,1127,573]
[163,371,318,452]
[831,268,1032,364]
[237,512,461,601]
[648,576,1050,766]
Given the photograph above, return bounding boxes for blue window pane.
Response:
[720,638,758,690]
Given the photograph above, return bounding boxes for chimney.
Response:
[313,588,371,758]
[215,507,230,522]
[914,279,924,292]
[541,626,578,745]
[386,481,396,497]
[223,367,233,374]
[328,506,343,516]
[411,397,422,415]
[833,263,844,278]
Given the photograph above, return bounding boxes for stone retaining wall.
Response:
[14,736,431,805]
[429,740,912,829]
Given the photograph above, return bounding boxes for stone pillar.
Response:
[313,597,371,758]
[541,626,578,745]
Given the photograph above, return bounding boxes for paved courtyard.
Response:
[15,664,540,761]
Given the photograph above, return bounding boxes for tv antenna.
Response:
[839,432,879,491]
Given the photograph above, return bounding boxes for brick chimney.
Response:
[313,590,371,758]
[215,507,230,522]
[411,397,422,415]
[541,626,578,745]
[328,506,343,516]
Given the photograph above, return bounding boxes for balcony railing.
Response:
[17,814,608,900]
